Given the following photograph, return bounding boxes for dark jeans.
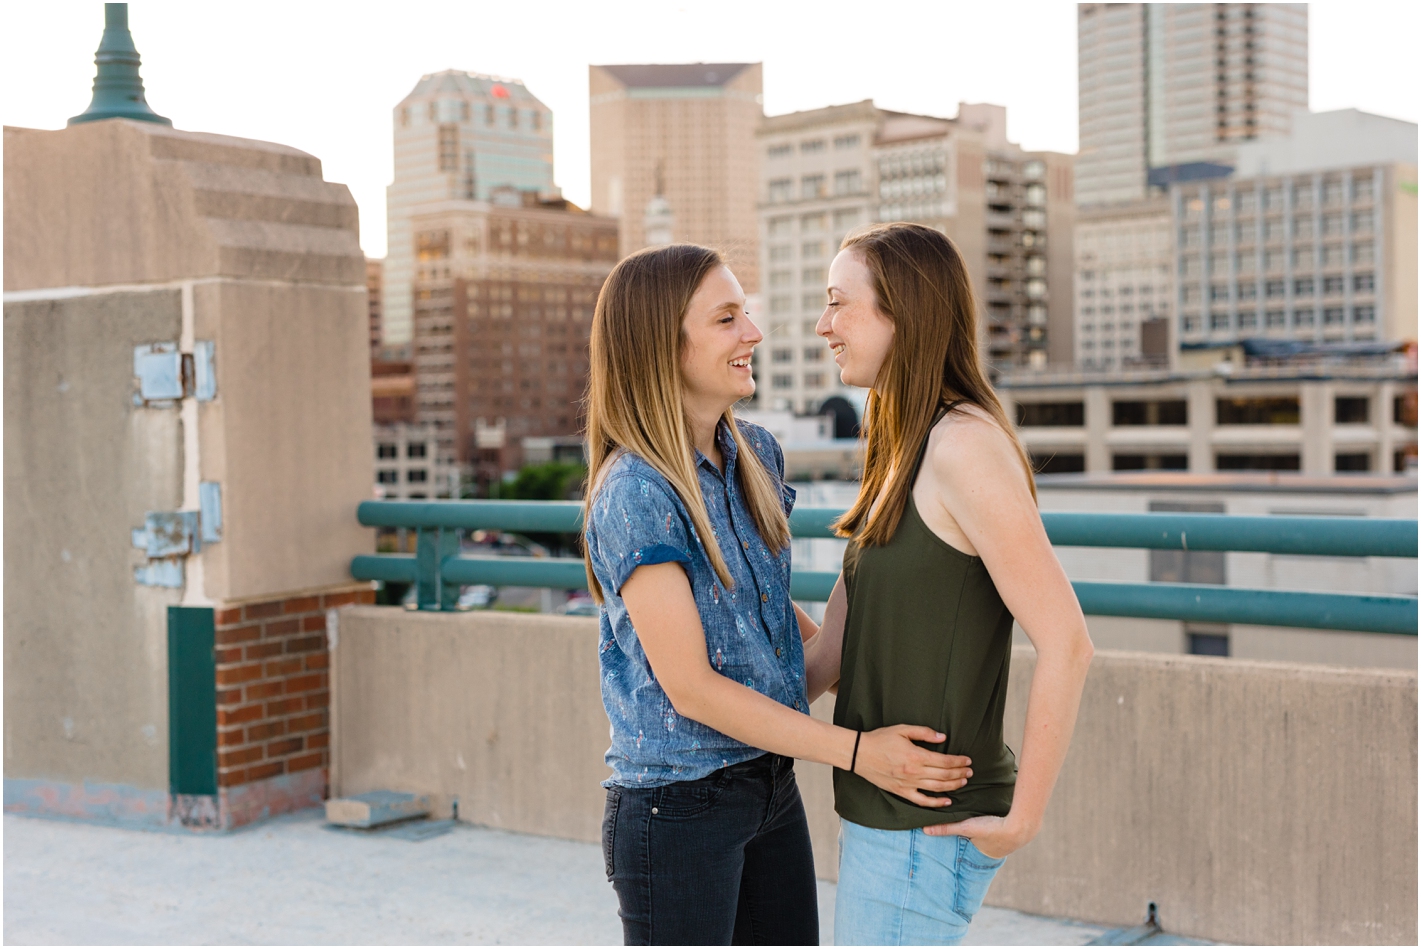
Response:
[602,753,819,946]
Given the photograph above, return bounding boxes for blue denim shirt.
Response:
[586,419,806,788]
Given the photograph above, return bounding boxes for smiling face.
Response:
[679,264,762,414]
[817,248,895,389]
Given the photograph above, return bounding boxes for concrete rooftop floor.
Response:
[3,811,1114,945]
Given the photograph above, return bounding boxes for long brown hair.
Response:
[583,244,790,601]
[834,223,1035,546]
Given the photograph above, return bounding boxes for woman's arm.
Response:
[920,416,1094,857]
[621,562,973,807]
[802,576,847,702]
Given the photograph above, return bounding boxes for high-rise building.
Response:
[1076,3,1308,208]
[589,63,763,290]
[753,101,1074,412]
[384,71,557,348]
[409,192,619,489]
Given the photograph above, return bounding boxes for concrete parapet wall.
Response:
[332,606,1417,945]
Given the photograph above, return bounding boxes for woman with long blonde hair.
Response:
[583,243,972,945]
[805,223,1094,945]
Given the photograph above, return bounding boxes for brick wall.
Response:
[213,586,375,792]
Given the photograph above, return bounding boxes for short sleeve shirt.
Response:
[585,419,806,788]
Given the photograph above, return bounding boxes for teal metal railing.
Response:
[351,500,1419,636]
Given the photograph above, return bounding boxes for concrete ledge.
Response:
[331,606,1417,945]
[3,768,325,833]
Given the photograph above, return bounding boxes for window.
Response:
[801,175,826,199]
[772,348,793,363]
[1113,400,1187,426]
[1353,177,1375,202]
[802,267,825,285]
[803,347,824,363]
[1292,184,1314,209]
[1236,253,1256,274]
[802,293,823,310]
[1335,397,1370,424]
[1017,402,1084,427]
[1216,453,1301,470]
[377,469,398,484]
[407,442,427,459]
[1322,181,1344,206]
[770,295,792,313]
[800,139,826,153]
[1295,308,1316,326]
[834,170,862,195]
[1323,275,1345,295]
[768,244,792,262]
[1237,190,1257,212]
[1026,257,1045,276]
[769,270,793,288]
[801,212,826,232]
[438,124,459,171]
[1396,393,1419,426]
[1026,184,1046,206]
[377,443,398,459]
[1210,312,1230,330]
[768,179,793,203]
[485,103,495,125]
[1026,279,1046,299]
[1263,220,1285,242]
[833,208,860,229]
[1216,397,1300,425]
[1188,631,1230,656]
[1180,226,1200,248]
[1293,277,1314,296]
[1265,309,1285,327]
[1354,272,1375,292]
[1264,250,1285,271]
[803,373,825,388]
[1336,452,1372,472]
[1030,452,1084,474]
[1263,187,1284,211]
[1210,284,1230,302]
[1293,217,1314,239]
[1351,211,1373,233]
[1354,304,1376,323]
[530,110,542,131]
[767,216,793,237]
[767,143,793,159]
[1238,283,1257,300]
[407,469,428,483]
[772,374,793,389]
[801,241,825,258]
[1022,160,1045,180]
[1352,242,1374,264]
[834,134,861,150]
[1023,209,1047,229]
[1323,307,1345,325]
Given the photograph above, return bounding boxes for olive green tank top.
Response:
[833,402,1017,829]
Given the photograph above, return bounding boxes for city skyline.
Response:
[2,1,1415,257]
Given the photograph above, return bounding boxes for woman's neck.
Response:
[684,399,725,471]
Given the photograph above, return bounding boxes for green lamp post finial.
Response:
[68,3,171,127]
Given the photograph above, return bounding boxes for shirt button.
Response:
[742,541,749,550]
[775,647,783,657]
[651,807,659,815]
[761,593,768,603]
[794,700,802,710]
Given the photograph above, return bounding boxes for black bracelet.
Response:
[850,730,862,774]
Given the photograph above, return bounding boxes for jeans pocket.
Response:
[953,838,1005,922]
[602,789,621,879]
[652,778,720,818]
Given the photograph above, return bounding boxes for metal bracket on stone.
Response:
[132,340,216,407]
[130,498,220,587]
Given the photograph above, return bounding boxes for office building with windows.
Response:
[1076,2,1308,208]
[374,422,458,500]
[754,100,1074,412]
[589,63,763,291]
[1075,199,1174,370]
[384,71,557,348]
[409,193,618,490]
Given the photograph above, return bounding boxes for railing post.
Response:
[415,527,459,611]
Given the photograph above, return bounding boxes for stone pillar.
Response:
[1084,384,1111,473]
[4,119,373,829]
[1300,381,1333,475]
[1187,379,1214,472]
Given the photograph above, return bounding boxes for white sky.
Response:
[3,1,1417,258]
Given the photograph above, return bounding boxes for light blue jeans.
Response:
[834,818,1006,946]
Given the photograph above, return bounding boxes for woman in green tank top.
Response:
[800,223,1095,945]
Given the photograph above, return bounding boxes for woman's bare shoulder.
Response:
[929,403,1028,485]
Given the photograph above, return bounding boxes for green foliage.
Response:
[504,462,587,501]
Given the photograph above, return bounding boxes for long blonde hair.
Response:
[835,223,1036,546]
[583,244,790,602]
